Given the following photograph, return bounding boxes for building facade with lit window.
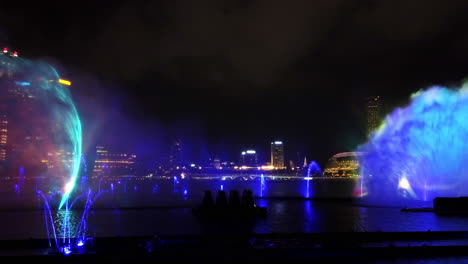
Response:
[270,141,285,169]
[169,138,182,169]
[0,48,50,178]
[323,152,364,177]
[366,96,382,137]
[0,48,18,164]
[241,150,258,167]
[92,146,136,178]
[46,149,75,174]
[0,100,7,162]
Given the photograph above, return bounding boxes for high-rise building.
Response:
[241,150,257,167]
[0,48,50,177]
[92,146,136,178]
[0,48,19,163]
[366,96,382,136]
[213,157,221,169]
[169,138,182,169]
[270,141,285,169]
[0,99,7,162]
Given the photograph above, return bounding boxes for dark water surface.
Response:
[1,199,468,240]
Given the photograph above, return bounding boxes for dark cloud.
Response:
[4,0,468,97]
[59,0,468,98]
[80,0,346,94]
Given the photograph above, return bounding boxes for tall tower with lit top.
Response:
[270,141,285,169]
[366,96,382,137]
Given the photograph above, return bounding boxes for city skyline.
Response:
[3,1,468,168]
[0,48,385,176]
[1,3,468,261]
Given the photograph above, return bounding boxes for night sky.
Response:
[2,0,468,167]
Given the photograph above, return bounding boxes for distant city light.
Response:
[241,151,246,155]
[190,164,196,167]
[246,150,256,154]
[58,79,71,86]
[261,165,274,170]
[273,141,283,145]
[220,185,224,191]
[3,48,7,53]
[13,51,18,57]
[76,240,84,247]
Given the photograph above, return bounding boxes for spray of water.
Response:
[357,84,468,205]
[304,161,322,198]
[0,53,82,208]
[306,161,322,177]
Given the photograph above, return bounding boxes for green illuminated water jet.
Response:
[0,50,82,209]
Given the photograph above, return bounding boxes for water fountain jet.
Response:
[357,84,468,206]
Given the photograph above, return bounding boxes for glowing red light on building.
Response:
[3,48,7,53]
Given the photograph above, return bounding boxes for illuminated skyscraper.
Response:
[0,100,7,162]
[366,96,382,137]
[0,48,18,163]
[0,48,50,177]
[213,157,221,169]
[0,48,73,179]
[169,138,182,169]
[241,150,258,167]
[270,141,285,169]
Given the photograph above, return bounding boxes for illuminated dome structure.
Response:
[323,152,364,177]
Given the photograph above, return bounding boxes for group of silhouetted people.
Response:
[201,189,255,209]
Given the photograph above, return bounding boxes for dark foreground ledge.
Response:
[2,232,468,263]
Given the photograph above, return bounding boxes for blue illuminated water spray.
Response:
[260,174,265,197]
[306,161,322,178]
[358,84,468,204]
[305,161,321,198]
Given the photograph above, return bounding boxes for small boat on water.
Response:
[193,190,267,219]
